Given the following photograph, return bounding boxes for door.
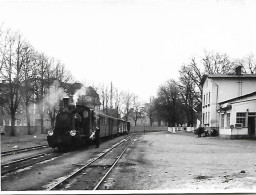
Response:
[248,117,256,136]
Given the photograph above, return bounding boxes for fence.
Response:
[167,126,195,133]
[130,126,168,133]
[130,126,196,133]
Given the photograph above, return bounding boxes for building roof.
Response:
[200,74,256,86]
[219,91,256,105]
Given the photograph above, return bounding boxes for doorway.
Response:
[248,117,256,136]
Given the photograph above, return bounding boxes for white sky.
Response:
[1,0,256,102]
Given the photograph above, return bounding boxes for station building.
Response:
[218,91,256,139]
[201,66,256,138]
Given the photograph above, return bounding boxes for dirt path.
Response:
[100,131,256,192]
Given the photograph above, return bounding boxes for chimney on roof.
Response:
[235,66,242,75]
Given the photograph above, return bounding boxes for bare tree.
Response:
[98,83,106,114]
[33,53,52,133]
[181,58,204,94]
[98,83,111,115]
[122,91,134,122]
[202,51,234,74]
[145,97,156,126]
[20,45,37,134]
[131,95,141,126]
[234,54,256,74]
[0,30,29,135]
[113,88,123,118]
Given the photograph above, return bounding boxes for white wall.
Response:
[202,76,256,129]
[219,95,256,136]
[219,127,248,136]
[213,79,256,103]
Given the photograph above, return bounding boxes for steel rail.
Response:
[1,151,53,167]
[1,152,58,176]
[93,141,133,190]
[47,135,133,191]
[1,145,48,157]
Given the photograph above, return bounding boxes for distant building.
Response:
[201,66,256,138]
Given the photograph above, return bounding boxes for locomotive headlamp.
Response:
[48,130,54,136]
[70,130,77,136]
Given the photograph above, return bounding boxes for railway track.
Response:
[1,151,59,176]
[1,145,49,157]
[93,141,132,190]
[45,134,137,191]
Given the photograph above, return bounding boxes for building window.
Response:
[203,95,205,106]
[208,92,210,105]
[203,113,205,124]
[206,93,208,106]
[226,113,230,128]
[220,114,224,127]
[208,112,210,124]
[205,112,207,124]
[236,113,246,127]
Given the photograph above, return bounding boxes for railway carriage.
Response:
[47,97,130,151]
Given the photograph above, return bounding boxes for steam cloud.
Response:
[73,86,86,105]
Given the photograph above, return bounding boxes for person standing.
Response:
[95,126,100,148]
[94,116,100,148]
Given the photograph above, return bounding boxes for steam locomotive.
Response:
[47,98,130,151]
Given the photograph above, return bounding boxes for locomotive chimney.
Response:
[63,97,69,111]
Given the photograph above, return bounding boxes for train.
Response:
[47,97,130,151]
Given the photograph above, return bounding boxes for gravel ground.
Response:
[1,134,130,191]
[2,130,256,193]
[100,131,256,192]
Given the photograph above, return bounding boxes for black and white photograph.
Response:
[0,0,256,194]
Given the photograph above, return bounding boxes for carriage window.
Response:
[83,111,89,118]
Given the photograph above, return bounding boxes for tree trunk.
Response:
[40,113,44,134]
[10,112,16,136]
[150,117,153,126]
[26,106,32,135]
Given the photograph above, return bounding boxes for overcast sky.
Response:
[1,0,256,102]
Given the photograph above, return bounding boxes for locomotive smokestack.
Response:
[63,97,69,111]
